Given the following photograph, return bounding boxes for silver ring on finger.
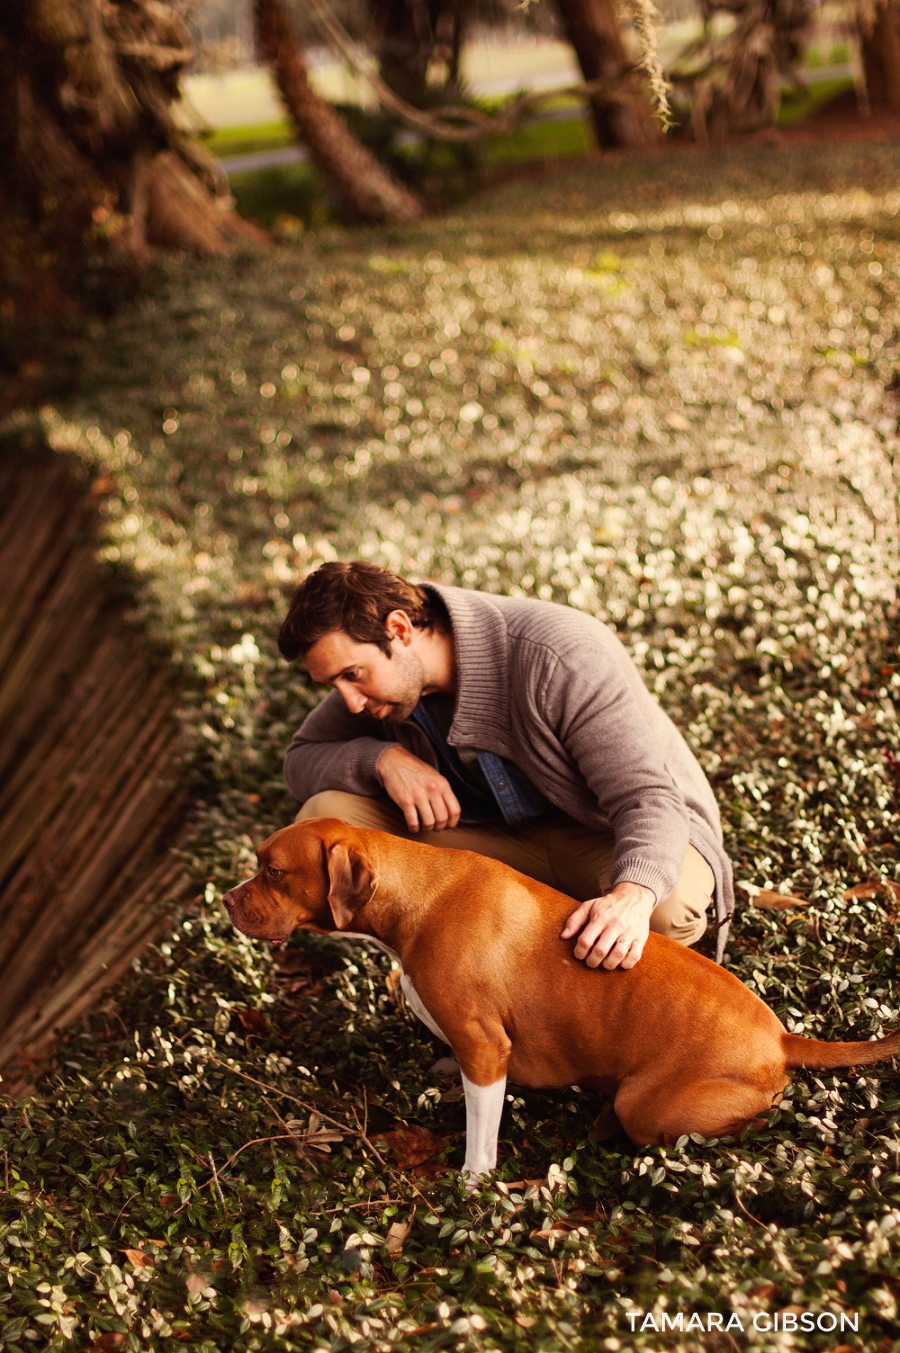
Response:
[614,937,630,949]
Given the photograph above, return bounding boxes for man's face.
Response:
[304,629,425,722]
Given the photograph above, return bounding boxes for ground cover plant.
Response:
[3,137,900,1351]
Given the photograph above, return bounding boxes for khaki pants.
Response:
[296,790,714,946]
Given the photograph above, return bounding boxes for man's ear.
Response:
[326,841,377,930]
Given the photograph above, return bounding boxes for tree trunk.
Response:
[676,0,813,141]
[554,0,658,148]
[368,0,435,106]
[861,0,900,111]
[255,0,424,223]
[0,0,266,359]
[366,0,465,105]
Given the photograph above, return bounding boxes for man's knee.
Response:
[294,790,405,834]
[295,790,354,823]
[650,892,709,946]
[649,847,715,947]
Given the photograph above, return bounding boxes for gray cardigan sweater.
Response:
[284,586,734,959]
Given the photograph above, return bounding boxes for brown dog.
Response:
[223,817,899,1181]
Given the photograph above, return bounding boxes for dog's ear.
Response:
[326,840,377,930]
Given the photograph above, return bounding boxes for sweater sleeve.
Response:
[546,642,690,904]
[283,689,391,804]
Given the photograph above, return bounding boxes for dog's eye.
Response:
[267,865,286,882]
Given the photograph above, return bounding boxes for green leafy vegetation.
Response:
[776,77,855,128]
[3,138,900,1351]
[202,122,298,160]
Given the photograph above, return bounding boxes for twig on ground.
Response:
[732,1185,764,1228]
[111,1191,141,1234]
[207,1053,442,1213]
[206,1054,390,1169]
[208,1151,226,1211]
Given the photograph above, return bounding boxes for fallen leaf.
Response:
[284,1115,343,1153]
[121,1248,154,1269]
[441,1083,465,1103]
[385,1209,415,1255]
[430,1056,460,1076]
[93,1336,126,1352]
[749,1281,778,1300]
[844,880,900,904]
[530,1222,575,1240]
[158,1194,177,1208]
[235,1008,270,1038]
[143,1238,167,1248]
[515,1315,538,1328]
[273,949,311,974]
[373,1125,450,1169]
[186,1272,214,1295]
[748,889,809,909]
[385,969,403,1005]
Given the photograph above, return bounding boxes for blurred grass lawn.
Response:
[214,77,856,229]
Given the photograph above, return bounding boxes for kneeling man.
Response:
[278,562,734,967]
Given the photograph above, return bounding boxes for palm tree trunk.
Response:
[254,0,424,223]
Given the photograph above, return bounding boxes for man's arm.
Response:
[284,692,458,830]
[535,635,691,968]
[284,690,391,802]
[546,638,691,901]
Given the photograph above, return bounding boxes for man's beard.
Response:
[381,699,419,723]
[367,649,424,723]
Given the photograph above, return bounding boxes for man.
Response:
[278,561,733,968]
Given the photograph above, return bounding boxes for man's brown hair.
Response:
[278,560,445,661]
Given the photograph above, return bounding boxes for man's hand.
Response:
[560,881,656,970]
[377,745,461,833]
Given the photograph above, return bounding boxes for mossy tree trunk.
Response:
[554,0,658,148]
[255,0,424,222]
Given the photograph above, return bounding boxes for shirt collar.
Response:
[421,584,511,749]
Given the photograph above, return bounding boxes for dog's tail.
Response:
[782,1028,900,1071]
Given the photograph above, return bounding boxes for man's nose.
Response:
[336,681,367,714]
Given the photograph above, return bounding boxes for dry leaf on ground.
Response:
[385,1209,415,1255]
[185,1272,213,1295]
[747,889,809,909]
[285,1114,344,1153]
[844,880,900,903]
[430,1057,460,1076]
[373,1125,450,1168]
[121,1248,154,1269]
[235,1008,270,1038]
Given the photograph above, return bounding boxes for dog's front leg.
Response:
[461,1072,507,1183]
[454,1023,512,1186]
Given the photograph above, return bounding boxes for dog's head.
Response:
[222,817,377,946]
